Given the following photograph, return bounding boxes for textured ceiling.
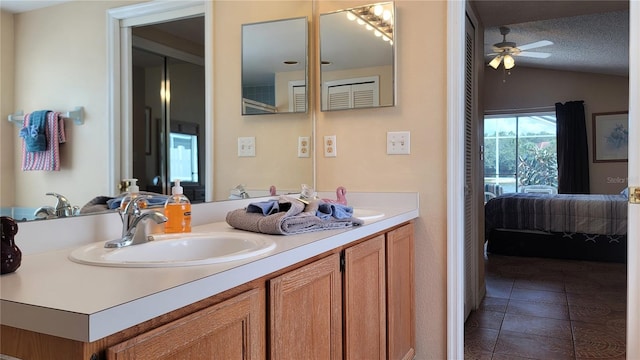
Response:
[472,0,629,76]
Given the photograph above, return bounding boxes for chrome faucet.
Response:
[104,197,167,248]
[33,192,79,219]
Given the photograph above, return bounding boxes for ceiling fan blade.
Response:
[518,51,551,59]
[517,40,553,51]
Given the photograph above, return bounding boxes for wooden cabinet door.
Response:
[344,234,387,360]
[269,253,342,360]
[107,287,265,360]
[387,223,415,360]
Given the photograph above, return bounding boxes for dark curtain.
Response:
[555,101,590,194]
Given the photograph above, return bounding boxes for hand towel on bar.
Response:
[226,196,363,235]
[19,110,49,152]
[21,111,66,171]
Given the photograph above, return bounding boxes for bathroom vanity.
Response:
[0,192,418,360]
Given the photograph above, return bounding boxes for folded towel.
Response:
[21,112,66,171]
[106,191,170,209]
[247,199,284,215]
[316,202,353,220]
[20,110,49,152]
[226,196,363,235]
[80,196,114,214]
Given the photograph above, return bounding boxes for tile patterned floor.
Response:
[465,254,627,360]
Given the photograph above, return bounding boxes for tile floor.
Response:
[465,254,627,360]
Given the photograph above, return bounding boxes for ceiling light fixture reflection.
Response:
[345,3,394,44]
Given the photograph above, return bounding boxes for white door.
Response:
[626,2,639,358]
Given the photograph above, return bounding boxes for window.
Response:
[169,132,198,183]
[484,113,557,195]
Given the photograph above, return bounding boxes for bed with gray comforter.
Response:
[485,193,628,263]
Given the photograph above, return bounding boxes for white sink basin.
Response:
[352,208,385,221]
[68,232,276,268]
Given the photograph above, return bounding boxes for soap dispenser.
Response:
[120,178,146,210]
[164,180,191,233]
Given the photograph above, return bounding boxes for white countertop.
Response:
[0,192,418,342]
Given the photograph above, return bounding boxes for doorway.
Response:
[131,20,206,202]
[448,1,639,358]
[107,1,213,202]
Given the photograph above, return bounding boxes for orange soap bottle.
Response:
[164,180,191,233]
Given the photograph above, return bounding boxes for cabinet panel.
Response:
[387,223,416,360]
[344,234,387,360]
[269,253,342,360]
[107,287,265,360]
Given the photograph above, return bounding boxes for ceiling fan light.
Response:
[503,54,515,69]
[488,55,502,69]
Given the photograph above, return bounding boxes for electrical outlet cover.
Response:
[298,136,310,158]
[324,135,337,157]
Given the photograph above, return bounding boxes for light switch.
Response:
[238,137,256,157]
[387,131,410,155]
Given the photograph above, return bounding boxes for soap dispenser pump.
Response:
[164,180,191,233]
[120,178,146,210]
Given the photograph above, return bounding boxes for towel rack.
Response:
[7,106,84,126]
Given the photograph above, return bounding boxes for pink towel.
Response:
[21,112,66,171]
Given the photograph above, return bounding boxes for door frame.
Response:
[447,1,640,358]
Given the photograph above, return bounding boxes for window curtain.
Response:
[555,100,590,194]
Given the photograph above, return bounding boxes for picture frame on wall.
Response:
[592,111,629,163]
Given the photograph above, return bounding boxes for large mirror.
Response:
[242,17,308,115]
[319,2,396,111]
[0,0,314,222]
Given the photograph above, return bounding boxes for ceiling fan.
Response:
[488,26,553,70]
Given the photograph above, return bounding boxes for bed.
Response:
[485,192,628,263]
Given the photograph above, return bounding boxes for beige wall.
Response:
[1,11,16,207]
[316,0,448,357]
[484,66,629,194]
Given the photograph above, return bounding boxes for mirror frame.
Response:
[241,16,309,115]
[319,1,397,112]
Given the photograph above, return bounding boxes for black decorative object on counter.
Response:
[1,216,22,274]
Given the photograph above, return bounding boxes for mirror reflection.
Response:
[241,17,308,115]
[319,2,395,111]
[131,16,206,203]
[2,0,314,222]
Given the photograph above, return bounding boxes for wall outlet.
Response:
[387,131,410,155]
[324,135,337,157]
[298,136,310,158]
[238,136,256,157]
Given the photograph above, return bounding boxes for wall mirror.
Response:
[319,2,396,111]
[2,0,314,222]
[241,17,308,115]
